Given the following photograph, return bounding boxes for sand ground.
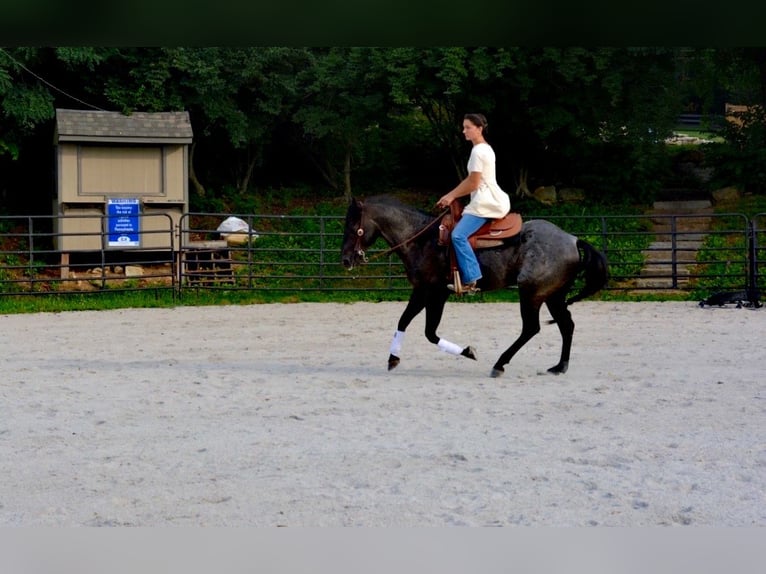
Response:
[1,301,763,526]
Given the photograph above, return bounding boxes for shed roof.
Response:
[55,108,193,144]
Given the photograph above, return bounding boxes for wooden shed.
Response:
[53,108,193,253]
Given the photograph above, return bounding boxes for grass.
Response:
[0,285,435,314]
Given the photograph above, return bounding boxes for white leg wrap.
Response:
[438,338,463,355]
[389,330,405,355]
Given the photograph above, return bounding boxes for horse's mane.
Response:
[364,194,434,224]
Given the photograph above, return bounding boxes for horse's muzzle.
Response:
[342,248,366,270]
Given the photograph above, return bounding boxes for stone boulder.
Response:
[558,187,585,203]
[711,186,741,204]
[532,185,557,205]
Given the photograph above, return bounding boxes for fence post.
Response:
[670,216,678,289]
[319,217,326,290]
[749,219,760,301]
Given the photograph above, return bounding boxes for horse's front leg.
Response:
[424,289,477,362]
[388,287,475,371]
[387,288,427,370]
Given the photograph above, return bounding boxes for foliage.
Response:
[676,48,766,195]
[690,231,751,297]
[2,46,766,216]
[704,115,766,194]
[0,48,55,162]
[291,47,414,201]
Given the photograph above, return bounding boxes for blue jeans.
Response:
[451,213,487,284]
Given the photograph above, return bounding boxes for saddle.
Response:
[438,202,522,250]
[438,202,523,295]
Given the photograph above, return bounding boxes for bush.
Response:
[705,109,766,194]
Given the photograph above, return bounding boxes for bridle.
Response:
[353,206,448,263]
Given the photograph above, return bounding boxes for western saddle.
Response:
[438,202,523,294]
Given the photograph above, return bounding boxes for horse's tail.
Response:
[566,239,609,306]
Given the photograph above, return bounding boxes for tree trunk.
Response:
[343,143,352,202]
[515,167,532,198]
[188,142,206,198]
[305,149,339,191]
[238,152,258,196]
[419,99,463,182]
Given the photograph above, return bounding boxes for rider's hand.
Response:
[436,193,453,209]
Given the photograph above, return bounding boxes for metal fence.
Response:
[0,213,176,296]
[1,210,763,302]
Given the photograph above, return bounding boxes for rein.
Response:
[355,207,449,262]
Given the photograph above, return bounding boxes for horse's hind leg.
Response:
[491,296,541,378]
[544,292,574,374]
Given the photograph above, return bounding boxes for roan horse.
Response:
[341,195,609,377]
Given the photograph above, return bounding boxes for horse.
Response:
[340,195,609,377]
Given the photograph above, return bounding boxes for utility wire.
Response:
[0,47,109,111]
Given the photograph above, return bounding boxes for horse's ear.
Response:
[352,197,364,209]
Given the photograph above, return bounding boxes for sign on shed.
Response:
[106,198,141,247]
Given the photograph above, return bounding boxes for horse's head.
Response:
[341,197,379,270]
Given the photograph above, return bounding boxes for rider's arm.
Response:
[436,171,482,208]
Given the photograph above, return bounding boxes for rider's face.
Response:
[462,120,483,143]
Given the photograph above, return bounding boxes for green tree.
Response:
[0,46,753,213]
[695,48,766,193]
[96,47,310,200]
[293,47,394,201]
[383,47,683,202]
[383,47,497,183]
[0,47,58,160]
[0,47,113,211]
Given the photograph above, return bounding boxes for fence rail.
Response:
[1,211,763,303]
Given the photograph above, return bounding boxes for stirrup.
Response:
[447,271,480,295]
[448,282,480,295]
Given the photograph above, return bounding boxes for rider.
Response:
[436,113,511,294]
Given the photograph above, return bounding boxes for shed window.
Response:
[79,146,163,196]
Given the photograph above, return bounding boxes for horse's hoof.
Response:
[547,362,568,375]
[490,366,504,378]
[388,354,400,371]
[461,346,477,360]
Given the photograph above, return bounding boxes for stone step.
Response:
[646,240,704,250]
[650,209,713,217]
[649,218,713,231]
[640,264,693,277]
[634,277,692,288]
[653,231,708,242]
[637,200,712,290]
[642,251,699,263]
[652,200,712,211]
[642,242,701,263]
[627,288,689,296]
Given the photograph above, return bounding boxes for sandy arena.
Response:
[0,301,763,526]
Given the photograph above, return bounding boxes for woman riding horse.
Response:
[341,195,608,377]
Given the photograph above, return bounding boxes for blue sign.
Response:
[107,198,140,247]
